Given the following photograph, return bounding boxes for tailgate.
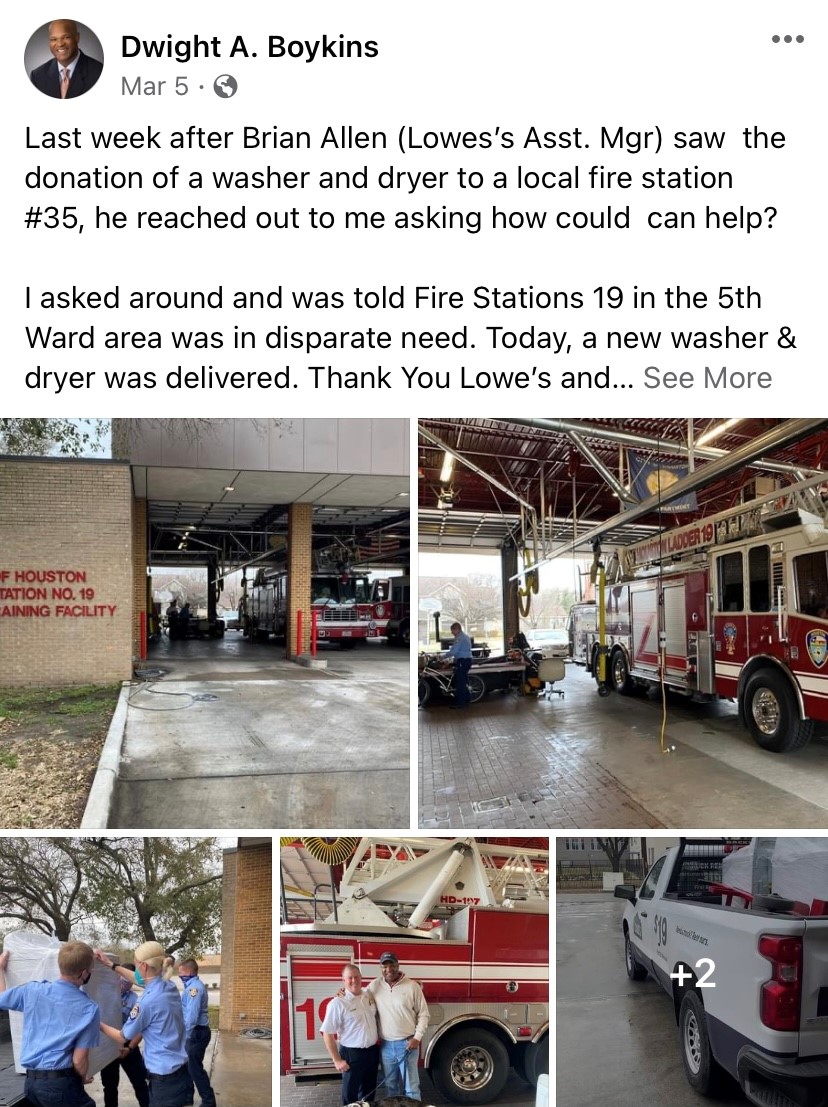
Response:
[800,920,828,1057]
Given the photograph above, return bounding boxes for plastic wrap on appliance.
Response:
[2,931,121,1074]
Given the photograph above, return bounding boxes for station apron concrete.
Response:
[557,893,747,1106]
[419,664,828,829]
[109,637,409,829]
[279,1068,535,1106]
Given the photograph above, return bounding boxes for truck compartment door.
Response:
[286,945,356,1067]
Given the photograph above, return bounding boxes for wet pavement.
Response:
[556,893,746,1106]
[419,662,828,829]
[280,1067,535,1105]
[108,636,410,829]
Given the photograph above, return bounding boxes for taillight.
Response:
[759,934,802,1031]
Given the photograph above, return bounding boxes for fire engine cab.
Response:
[280,836,549,1104]
[242,567,387,645]
[587,474,828,752]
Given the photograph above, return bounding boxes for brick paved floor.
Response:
[419,663,828,829]
[280,1069,534,1105]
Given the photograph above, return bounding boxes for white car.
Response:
[529,629,569,658]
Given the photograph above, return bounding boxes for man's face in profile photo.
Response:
[48,20,80,66]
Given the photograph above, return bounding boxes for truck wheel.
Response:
[625,933,647,981]
[418,678,432,707]
[743,669,814,752]
[431,1027,510,1105]
[610,648,635,695]
[468,675,486,703]
[399,619,410,647]
[679,991,724,1096]
[523,1035,548,1087]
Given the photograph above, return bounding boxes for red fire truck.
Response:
[280,836,549,1104]
[371,575,411,646]
[242,567,387,645]
[586,474,828,751]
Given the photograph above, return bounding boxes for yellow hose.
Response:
[300,837,359,864]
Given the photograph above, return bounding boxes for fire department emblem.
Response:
[723,623,738,656]
[806,629,828,668]
[129,1004,140,1020]
[189,987,199,997]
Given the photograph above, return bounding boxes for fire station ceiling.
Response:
[419,418,828,552]
[134,465,410,568]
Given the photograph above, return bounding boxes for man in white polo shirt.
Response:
[320,964,379,1105]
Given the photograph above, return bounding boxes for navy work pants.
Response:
[454,657,473,705]
[147,1062,191,1107]
[186,1025,216,1107]
[24,1070,95,1107]
[339,1043,380,1104]
[101,1048,151,1107]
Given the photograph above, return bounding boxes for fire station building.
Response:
[0,418,409,687]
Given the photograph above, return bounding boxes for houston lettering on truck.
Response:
[583,472,828,753]
[281,837,549,1104]
[0,568,116,619]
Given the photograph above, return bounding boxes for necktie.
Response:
[60,68,70,98]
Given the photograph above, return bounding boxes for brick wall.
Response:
[0,458,133,686]
[220,841,272,1032]
[286,503,312,658]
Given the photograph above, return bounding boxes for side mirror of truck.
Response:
[614,884,637,903]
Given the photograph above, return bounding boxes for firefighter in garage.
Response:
[320,963,380,1104]
[95,943,191,1107]
[446,621,473,707]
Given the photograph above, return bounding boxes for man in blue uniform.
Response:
[0,941,100,1107]
[100,961,150,1107]
[96,942,189,1107]
[447,621,473,706]
[177,959,217,1107]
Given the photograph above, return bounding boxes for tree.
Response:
[0,839,87,940]
[597,838,630,872]
[81,838,223,955]
[0,838,223,953]
[0,418,107,457]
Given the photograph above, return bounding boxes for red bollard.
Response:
[311,606,318,657]
[296,610,303,658]
[140,611,147,661]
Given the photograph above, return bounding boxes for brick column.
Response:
[286,503,312,659]
[220,843,272,1032]
[131,497,148,662]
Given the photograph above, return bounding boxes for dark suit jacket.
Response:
[30,50,103,98]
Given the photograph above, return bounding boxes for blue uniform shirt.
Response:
[123,975,187,1075]
[448,631,473,659]
[0,979,100,1070]
[121,987,140,1025]
[180,976,209,1034]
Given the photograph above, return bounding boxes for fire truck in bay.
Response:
[242,567,390,645]
[567,600,596,665]
[280,836,549,1104]
[371,575,411,646]
[586,474,828,752]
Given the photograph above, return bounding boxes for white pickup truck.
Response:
[614,838,828,1107]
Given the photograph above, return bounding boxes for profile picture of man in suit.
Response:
[28,19,104,98]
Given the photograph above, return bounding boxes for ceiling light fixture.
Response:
[696,418,744,448]
[439,451,455,483]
